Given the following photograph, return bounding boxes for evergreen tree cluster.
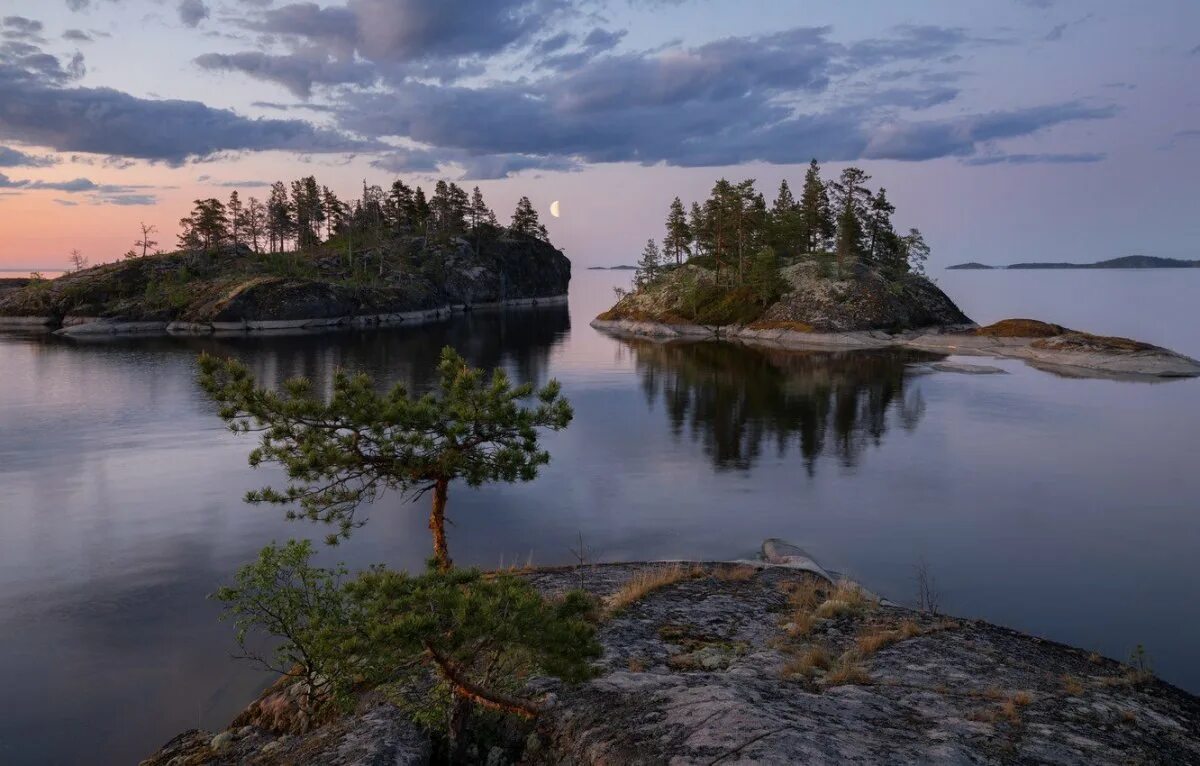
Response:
[176,177,548,256]
[635,160,930,288]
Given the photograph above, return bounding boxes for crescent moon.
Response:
[550,200,561,218]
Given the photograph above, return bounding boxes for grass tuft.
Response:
[606,563,704,615]
[714,564,757,582]
[781,645,833,680]
[1061,675,1084,696]
[824,656,871,687]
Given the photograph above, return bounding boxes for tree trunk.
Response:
[429,477,451,570]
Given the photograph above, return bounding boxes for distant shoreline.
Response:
[948,255,1199,270]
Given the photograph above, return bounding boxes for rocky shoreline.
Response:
[590,318,1200,379]
[142,542,1200,765]
[0,293,568,337]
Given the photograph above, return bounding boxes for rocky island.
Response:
[592,168,1200,379]
[143,542,1200,765]
[0,180,568,336]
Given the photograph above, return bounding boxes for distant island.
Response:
[0,176,570,335]
[586,265,637,270]
[948,255,1199,270]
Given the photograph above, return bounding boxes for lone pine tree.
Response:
[198,347,573,570]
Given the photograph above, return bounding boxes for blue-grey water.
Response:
[1,268,1198,764]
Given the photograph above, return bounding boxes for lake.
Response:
[1,268,1198,764]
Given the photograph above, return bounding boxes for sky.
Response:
[0,0,1196,270]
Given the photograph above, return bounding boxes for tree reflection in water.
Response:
[626,339,935,472]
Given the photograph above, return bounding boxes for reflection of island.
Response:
[202,305,572,395]
[626,339,935,472]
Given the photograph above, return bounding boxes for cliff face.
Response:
[0,234,570,332]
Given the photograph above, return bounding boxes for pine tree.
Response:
[900,228,930,276]
[829,167,872,275]
[636,238,663,286]
[835,201,863,278]
[866,188,896,265]
[321,186,345,239]
[197,347,573,571]
[747,246,786,306]
[769,179,803,258]
[688,201,706,258]
[799,159,833,253]
[663,196,691,265]
[388,180,415,233]
[413,186,431,234]
[509,196,547,240]
[267,181,293,253]
[245,198,265,253]
[227,191,244,251]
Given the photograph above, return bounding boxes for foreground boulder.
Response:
[143,554,1200,765]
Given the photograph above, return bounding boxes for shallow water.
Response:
[0,268,1198,764]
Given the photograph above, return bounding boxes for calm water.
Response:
[1,269,1198,764]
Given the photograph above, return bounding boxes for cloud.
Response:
[962,152,1105,166]
[195,50,377,98]
[2,16,45,43]
[324,24,1115,174]
[178,0,211,28]
[63,29,93,43]
[233,0,559,79]
[102,193,158,205]
[0,171,161,205]
[198,178,273,187]
[0,42,372,163]
[0,145,57,167]
[541,27,627,71]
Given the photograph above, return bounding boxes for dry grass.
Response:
[998,700,1021,723]
[1088,651,1103,665]
[896,620,924,639]
[1120,709,1137,724]
[854,619,928,657]
[814,582,875,620]
[714,564,757,582]
[1061,675,1085,696]
[824,656,871,687]
[781,645,833,679]
[606,564,704,614]
[1011,690,1033,706]
[787,612,816,638]
[856,628,901,656]
[971,318,1069,338]
[626,657,647,673]
[783,576,826,612]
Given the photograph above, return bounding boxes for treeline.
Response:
[638,160,930,286]
[175,177,549,254]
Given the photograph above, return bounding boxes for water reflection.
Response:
[627,339,936,471]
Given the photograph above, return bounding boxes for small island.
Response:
[591,165,1200,379]
[948,255,1199,270]
[0,178,569,336]
[586,265,638,271]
